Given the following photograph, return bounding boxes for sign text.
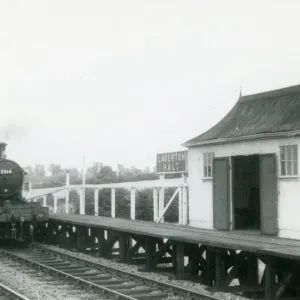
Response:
[156,151,188,174]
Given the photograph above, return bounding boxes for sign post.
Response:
[155,151,188,225]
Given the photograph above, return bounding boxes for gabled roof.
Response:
[183,84,300,147]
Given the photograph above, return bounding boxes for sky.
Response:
[1,0,300,171]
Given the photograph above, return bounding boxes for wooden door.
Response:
[260,154,278,235]
[213,157,230,230]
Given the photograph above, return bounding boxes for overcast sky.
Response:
[1,0,300,171]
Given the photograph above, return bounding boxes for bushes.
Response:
[84,187,178,223]
[26,163,180,222]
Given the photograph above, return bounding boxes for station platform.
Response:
[50,213,300,261]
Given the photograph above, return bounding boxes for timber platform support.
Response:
[35,218,300,300]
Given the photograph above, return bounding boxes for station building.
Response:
[183,84,300,239]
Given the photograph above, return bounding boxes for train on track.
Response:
[0,142,49,243]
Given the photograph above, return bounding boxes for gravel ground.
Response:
[42,244,252,300]
[0,256,110,300]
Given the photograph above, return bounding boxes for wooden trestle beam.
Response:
[35,220,300,300]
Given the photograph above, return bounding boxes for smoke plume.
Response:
[0,123,28,141]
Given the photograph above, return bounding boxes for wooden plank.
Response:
[224,251,247,286]
[74,178,187,189]
[205,247,215,286]
[144,237,156,270]
[175,243,185,280]
[275,270,297,300]
[265,257,276,300]
[213,158,230,230]
[215,249,227,288]
[156,187,179,223]
[76,227,84,251]
[152,240,172,266]
[247,254,259,285]
[49,214,300,261]
[260,154,278,235]
[119,233,128,262]
[25,177,186,202]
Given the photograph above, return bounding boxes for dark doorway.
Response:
[232,155,261,230]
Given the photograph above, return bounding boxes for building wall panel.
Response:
[188,136,300,239]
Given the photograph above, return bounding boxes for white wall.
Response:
[188,136,300,240]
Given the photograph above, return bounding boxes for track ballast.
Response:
[0,282,32,300]
[0,243,222,300]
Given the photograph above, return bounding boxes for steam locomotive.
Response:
[0,143,49,243]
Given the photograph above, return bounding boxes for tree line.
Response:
[23,162,181,223]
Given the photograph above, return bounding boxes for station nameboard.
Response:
[156,151,188,174]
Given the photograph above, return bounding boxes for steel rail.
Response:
[0,244,221,300]
[0,248,135,300]
[33,243,220,300]
[0,282,32,300]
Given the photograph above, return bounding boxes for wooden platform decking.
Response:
[50,213,300,261]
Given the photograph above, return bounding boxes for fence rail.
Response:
[23,175,189,225]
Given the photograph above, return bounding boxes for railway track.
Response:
[0,243,221,300]
[0,282,32,300]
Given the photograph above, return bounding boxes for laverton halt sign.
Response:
[156,151,188,174]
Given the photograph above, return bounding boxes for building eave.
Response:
[182,129,300,148]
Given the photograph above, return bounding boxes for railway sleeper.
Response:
[91,279,126,285]
[42,262,71,267]
[103,283,138,289]
[56,267,89,272]
[131,293,168,300]
[77,275,113,280]
[70,272,108,277]
[114,288,158,295]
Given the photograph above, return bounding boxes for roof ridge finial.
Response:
[239,86,242,99]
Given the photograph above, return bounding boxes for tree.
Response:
[117,164,125,176]
[144,167,150,173]
[130,166,142,177]
[23,165,34,176]
[97,165,117,183]
[86,162,103,179]
[48,163,62,176]
[69,168,80,179]
[34,164,45,177]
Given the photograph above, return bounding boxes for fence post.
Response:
[65,172,70,214]
[182,174,188,225]
[43,195,47,207]
[111,188,116,218]
[94,188,99,216]
[159,174,165,223]
[79,188,85,215]
[53,193,58,213]
[182,186,188,225]
[81,157,86,215]
[153,187,159,221]
[178,186,183,225]
[130,187,136,220]
[156,187,180,223]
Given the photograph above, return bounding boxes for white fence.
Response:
[23,174,189,225]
